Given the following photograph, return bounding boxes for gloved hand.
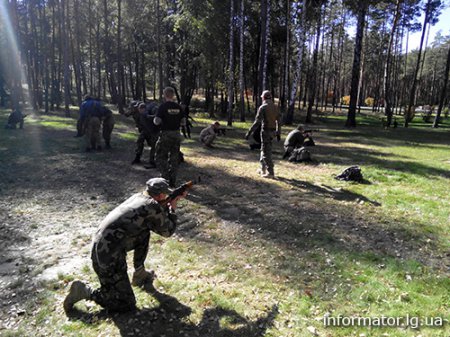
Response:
[132,268,156,287]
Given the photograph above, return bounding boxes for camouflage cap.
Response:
[146,178,172,195]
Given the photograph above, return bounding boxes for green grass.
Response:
[1,108,449,336]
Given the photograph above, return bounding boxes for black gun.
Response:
[216,127,233,136]
[160,181,194,207]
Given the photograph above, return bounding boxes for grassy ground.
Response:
[0,107,449,337]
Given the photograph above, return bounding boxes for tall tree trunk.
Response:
[280,0,290,116]
[286,2,307,123]
[306,9,322,123]
[227,0,235,126]
[61,0,71,116]
[433,42,450,128]
[239,0,246,122]
[117,0,124,113]
[346,1,367,127]
[157,0,163,100]
[405,0,432,127]
[257,0,270,108]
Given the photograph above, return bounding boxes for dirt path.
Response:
[0,112,158,324]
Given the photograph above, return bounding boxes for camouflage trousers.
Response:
[260,130,275,175]
[136,132,158,165]
[85,117,101,149]
[90,243,136,312]
[102,115,115,147]
[200,133,216,146]
[156,131,181,186]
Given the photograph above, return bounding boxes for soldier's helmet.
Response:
[146,178,172,195]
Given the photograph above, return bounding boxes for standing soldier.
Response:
[245,90,281,178]
[154,87,185,187]
[63,178,188,313]
[127,101,159,167]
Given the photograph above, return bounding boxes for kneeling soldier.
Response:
[64,178,187,313]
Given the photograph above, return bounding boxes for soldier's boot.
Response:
[257,166,267,176]
[263,168,275,179]
[105,141,111,149]
[131,155,141,165]
[63,280,92,312]
[144,162,156,169]
[132,268,156,287]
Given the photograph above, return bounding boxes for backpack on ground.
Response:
[288,147,312,163]
[335,166,363,182]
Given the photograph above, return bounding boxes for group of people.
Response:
[64,88,316,314]
[76,95,115,152]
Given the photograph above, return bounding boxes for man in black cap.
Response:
[63,178,187,313]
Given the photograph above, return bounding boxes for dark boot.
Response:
[131,155,141,165]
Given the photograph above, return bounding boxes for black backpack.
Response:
[288,147,312,163]
[335,166,363,182]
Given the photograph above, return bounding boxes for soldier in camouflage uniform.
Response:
[154,87,186,187]
[79,95,103,152]
[245,90,281,178]
[101,106,115,149]
[63,178,187,313]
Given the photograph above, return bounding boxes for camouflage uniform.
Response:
[127,101,160,166]
[5,109,25,129]
[155,131,182,184]
[199,125,217,146]
[283,129,305,159]
[90,189,177,312]
[102,108,115,149]
[80,98,103,151]
[85,117,102,150]
[246,93,280,176]
[154,100,185,186]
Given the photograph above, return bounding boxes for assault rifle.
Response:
[216,126,233,136]
[161,181,194,206]
[303,129,320,134]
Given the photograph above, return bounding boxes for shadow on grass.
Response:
[314,144,450,179]
[177,160,445,274]
[66,287,278,337]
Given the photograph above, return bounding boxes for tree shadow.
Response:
[176,162,445,273]
[66,287,278,337]
[276,177,380,206]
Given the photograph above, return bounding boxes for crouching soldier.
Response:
[5,108,26,129]
[63,178,187,313]
[199,121,220,148]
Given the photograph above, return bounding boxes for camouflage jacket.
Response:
[248,99,281,136]
[92,192,177,269]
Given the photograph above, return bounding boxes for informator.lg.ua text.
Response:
[323,314,448,329]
